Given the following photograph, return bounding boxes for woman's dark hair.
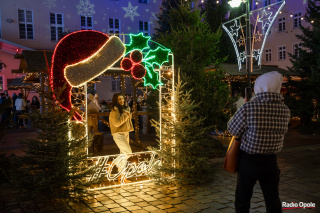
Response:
[111,93,128,114]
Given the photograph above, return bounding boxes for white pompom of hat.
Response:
[254,71,283,94]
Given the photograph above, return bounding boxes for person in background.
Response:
[93,93,101,111]
[228,71,290,213]
[15,93,27,128]
[234,91,245,110]
[87,94,99,133]
[4,90,12,114]
[100,100,108,110]
[12,93,17,113]
[0,93,8,124]
[30,96,40,112]
[109,93,134,183]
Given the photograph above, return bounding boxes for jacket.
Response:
[15,98,27,111]
[109,106,134,135]
[228,71,290,154]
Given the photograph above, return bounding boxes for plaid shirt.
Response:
[228,92,290,154]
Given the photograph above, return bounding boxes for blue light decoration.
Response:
[222,0,286,71]
[121,33,171,89]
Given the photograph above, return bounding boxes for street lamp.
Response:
[228,0,252,101]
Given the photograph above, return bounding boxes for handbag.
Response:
[223,136,241,173]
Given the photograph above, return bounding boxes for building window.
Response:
[264,0,270,6]
[265,48,271,62]
[278,17,285,32]
[293,12,302,28]
[138,0,149,3]
[50,13,64,41]
[0,76,3,92]
[293,43,302,58]
[18,9,34,39]
[139,21,149,36]
[109,18,120,35]
[278,46,286,60]
[0,10,2,38]
[111,77,121,91]
[81,16,93,30]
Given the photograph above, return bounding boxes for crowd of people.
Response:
[0,90,40,128]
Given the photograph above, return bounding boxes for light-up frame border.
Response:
[85,34,174,189]
[222,0,286,71]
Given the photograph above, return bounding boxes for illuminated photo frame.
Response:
[50,31,174,188]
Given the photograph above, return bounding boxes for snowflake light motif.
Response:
[150,12,158,26]
[43,0,57,9]
[122,2,140,22]
[76,0,96,16]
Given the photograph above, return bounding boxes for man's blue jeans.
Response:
[235,150,282,213]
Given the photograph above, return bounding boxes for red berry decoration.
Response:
[120,58,133,71]
[131,64,146,79]
[130,50,143,63]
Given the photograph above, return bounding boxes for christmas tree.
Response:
[12,90,97,201]
[154,2,234,130]
[201,0,238,63]
[287,0,320,129]
[149,73,225,185]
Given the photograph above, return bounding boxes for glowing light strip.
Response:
[222,21,243,71]
[257,0,285,66]
[88,151,161,184]
[171,54,176,170]
[65,36,126,87]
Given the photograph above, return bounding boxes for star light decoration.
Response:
[258,9,273,30]
[237,35,246,46]
[222,0,286,71]
[230,20,241,37]
[253,31,262,42]
[120,33,171,89]
[122,1,140,22]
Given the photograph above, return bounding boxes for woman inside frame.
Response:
[109,93,134,183]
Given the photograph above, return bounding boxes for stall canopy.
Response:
[7,77,33,98]
[206,63,299,82]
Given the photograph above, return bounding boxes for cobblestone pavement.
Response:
[1,143,320,213]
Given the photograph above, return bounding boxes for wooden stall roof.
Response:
[13,50,54,73]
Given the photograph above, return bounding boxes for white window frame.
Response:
[109,18,120,35]
[278,17,285,32]
[111,77,121,91]
[0,9,2,38]
[265,48,272,62]
[80,16,93,30]
[50,13,64,41]
[139,21,149,36]
[278,45,286,61]
[264,0,271,6]
[293,12,302,28]
[293,42,302,58]
[0,76,3,92]
[18,9,34,39]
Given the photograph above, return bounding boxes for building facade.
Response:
[0,0,162,99]
[253,0,309,70]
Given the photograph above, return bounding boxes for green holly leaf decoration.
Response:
[143,64,163,89]
[125,33,151,54]
[143,47,171,67]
